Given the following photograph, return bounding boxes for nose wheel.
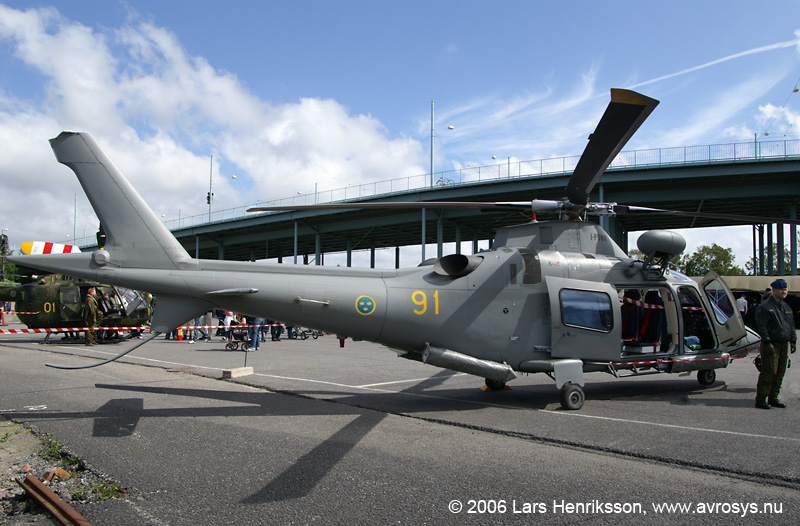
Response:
[560,383,585,410]
[484,378,506,391]
[697,369,716,386]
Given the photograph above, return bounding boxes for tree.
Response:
[674,243,744,276]
[0,233,17,282]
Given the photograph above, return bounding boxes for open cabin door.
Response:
[699,272,747,348]
[546,277,621,361]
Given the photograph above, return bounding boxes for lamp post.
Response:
[207,155,213,222]
[754,132,769,159]
[430,100,434,187]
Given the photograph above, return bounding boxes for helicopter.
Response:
[11,88,782,409]
[0,246,151,341]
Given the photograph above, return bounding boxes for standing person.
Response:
[754,279,796,409]
[761,287,772,302]
[84,287,102,346]
[201,310,213,341]
[250,317,265,351]
[736,294,748,317]
[192,313,209,343]
[223,311,235,340]
[270,320,283,341]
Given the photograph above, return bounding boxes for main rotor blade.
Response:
[614,205,800,226]
[566,89,659,205]
[248,201,532,213]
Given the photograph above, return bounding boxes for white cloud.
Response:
[0,5,428,248]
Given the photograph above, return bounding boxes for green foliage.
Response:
[0,233,17,281]
[40,434,82,470]
[674,243,744,276]
[92,481,125,500]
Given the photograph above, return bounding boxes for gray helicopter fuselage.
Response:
[23,219,664,371]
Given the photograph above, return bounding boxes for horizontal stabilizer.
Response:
[21,242,81,255]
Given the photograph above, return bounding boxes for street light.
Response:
[430,101,455,187]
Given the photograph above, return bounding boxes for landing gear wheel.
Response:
[485,378,506,391]
[560,383,585,410]
[697,369,716,386]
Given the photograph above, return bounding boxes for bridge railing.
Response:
[72,138,800,247]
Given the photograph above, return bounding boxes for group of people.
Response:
[744,279,797,410]
[161,311,289,351]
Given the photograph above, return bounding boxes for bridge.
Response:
[79,138,800,273]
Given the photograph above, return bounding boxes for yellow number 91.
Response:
[412,290,439,315]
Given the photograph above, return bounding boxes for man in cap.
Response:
[754,279,796,409]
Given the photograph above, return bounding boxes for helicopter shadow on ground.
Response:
[575,376,760,409]
[3,369,459,504]
[285,373,761,414]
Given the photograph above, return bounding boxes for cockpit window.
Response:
[702,279,735,325]
[560,289,613,332]
[59,287,80,304]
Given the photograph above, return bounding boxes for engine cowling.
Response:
[433,254,483,278]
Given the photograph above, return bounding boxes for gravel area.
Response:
[0,417,124,524]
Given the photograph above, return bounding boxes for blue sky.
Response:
[1,1,799,267]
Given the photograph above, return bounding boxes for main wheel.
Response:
[484,378,506,391]
[697,369,716,386]
[559,383,585,410]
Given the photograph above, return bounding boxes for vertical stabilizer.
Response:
[49,132,191,269]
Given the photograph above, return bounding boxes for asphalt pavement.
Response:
[1,322,798,525]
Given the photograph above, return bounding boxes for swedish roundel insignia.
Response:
[355,295,376,315]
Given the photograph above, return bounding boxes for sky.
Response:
[1,0,799,269]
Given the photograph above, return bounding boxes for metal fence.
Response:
[72,138,800,247]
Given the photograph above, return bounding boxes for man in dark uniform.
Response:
[754,279,796,409]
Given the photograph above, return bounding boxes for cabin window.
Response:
[560,289,613,332]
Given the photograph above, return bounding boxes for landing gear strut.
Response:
[559,383,585,410]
